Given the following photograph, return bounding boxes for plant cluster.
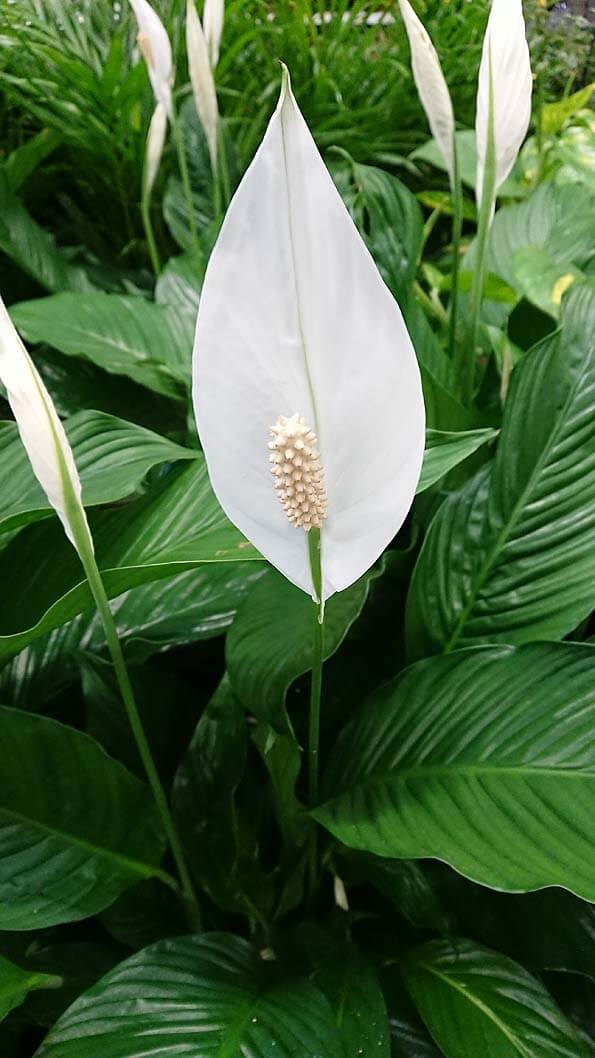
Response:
[0,0,594,1056]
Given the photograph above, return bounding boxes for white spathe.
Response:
[192,70,425,601]
[143,101,168,196]
[398,0,455,187]
[203,0,224,67]
[186,0,219,169]
[0,296,93,554]
[129,0,173,118]
[476,0,532,205]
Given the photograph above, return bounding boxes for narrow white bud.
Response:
[269,414,327,531]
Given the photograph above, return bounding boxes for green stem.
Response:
[447,141,463,362]
[171,102,202,269]
[462,54,497,405]
[74,524,201,932]
[141,186,161,277]
[307,528,324,898]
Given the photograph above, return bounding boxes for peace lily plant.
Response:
[399,0,532,402]
[192,67,425,812]
[0,294,201,931]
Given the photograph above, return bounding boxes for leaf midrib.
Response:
[343,762,594,791]
[444,346,592,651]
[0,803,166,884]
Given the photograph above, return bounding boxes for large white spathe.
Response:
[128,0,173,118]
[398,0,455,187]
[476,0,532,206]
[0,296,93,555]
[186,0,219,170]
[203,0,224,68]
[192,70,425,602]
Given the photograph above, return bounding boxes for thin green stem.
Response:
[462,54,497,405]
[171,102,202,269]
[141,187,161,277]
[447,142,463,362]
[307,528,324,899]
[74,526,201,932]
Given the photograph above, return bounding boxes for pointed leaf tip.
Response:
[192,75,425,600]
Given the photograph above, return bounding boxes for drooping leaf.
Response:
[316,642,595,900]
[10,293,191,399]
[0,706,166,930]
[0,461,261,667]
[402,939,585,1058]
[0,953,61,1022]
[226,562,385,731]
[35,934,344,1058]
[406,283,595,654]
[417,428,497,493]
[314,948,390,1058]
[0,410,196,536]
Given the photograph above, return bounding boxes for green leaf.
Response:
[314,948,390,1058]
[35,934,344,1058]
[0,461,261,667]
[3,128,62,193]
[402,939,585,1058]
[411,129,525,197]
[155,252,202,343]
[0,953,61,1022]
[0,706,166,930]
[0,174,93,294]
[352,163,423,303]
[10,293,190,399]
[0,410,196,537]
[406,283,595,654]
[342,854,449,932]
[417,189,476,221]
[227,563,385,731]
[542,84,595,136]
[512,246,580,320]
[316,642,595,900]
[417,429,497,493]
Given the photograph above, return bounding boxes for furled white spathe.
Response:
[0,296,92,555]
[203,0,224,68]
[186,0,219,170]
[143,101,168,196]
[476,0,532,206]
[398,0,455,187]
[192,69,425,602]
[128,0,173,118]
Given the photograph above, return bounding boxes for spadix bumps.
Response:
[269,414,327,531]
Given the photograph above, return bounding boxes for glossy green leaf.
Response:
[542,84,595,135]
[0,706,166,930]
[402,939,585,1058]
[314,948,390,1058]
[35,933,344,1058]
[3,129,62,193]
[411,129,524,196]
[0,174,93,294]
[512,246,580,320]
[0,461,261,667]
[406,283,595,654]
[10,293,191,399]
[351,163,423,303]
[155,252,202,339]
[0,410,196,536]
[316,642,595,899]
[227,562,385,731]
[0,953,61,1021]
[417,429,497,493]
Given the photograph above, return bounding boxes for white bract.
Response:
[476,0,532,206]
[398,0,455,187]
[203,0,224,68]
[186,0,219,170]
[0,296,92,555]
[143,101,168,196]
[128,0,173,118]
[192,70,425,602]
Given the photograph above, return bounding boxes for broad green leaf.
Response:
[0,175,93,294]
[512,246,580,319]
[342,854,449,932]
[227,562,385,731]
[155,252,202,337]
[10,293,191,399]
[0,706,166,930]
[542,84,595,136]
[314,949,390,1058]
[411,129,525,196]
[406,283,595,654]
[417,189,476,221]
[0,410,196,536]
[0,461,261,667]
[0,953,61,1021]
[35,933,344,1058]
[382,971,442,1058]
[351,163,424,304]
[417,429,497,493]
[0,562,264,708]
[316,642,595,900]
[163,97,215,253]
[402,939,585,1058]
